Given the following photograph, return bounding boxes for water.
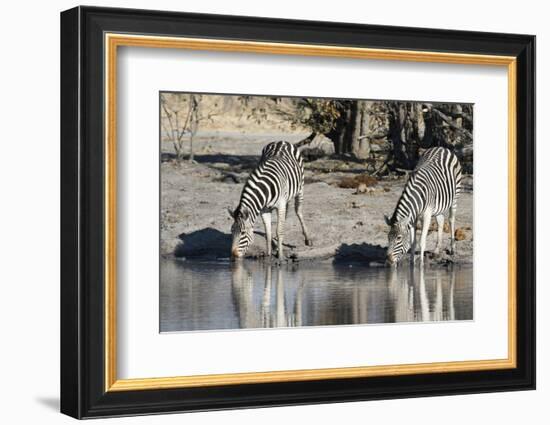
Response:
[160,259,473,333]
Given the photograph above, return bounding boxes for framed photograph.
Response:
[60,6,535,419]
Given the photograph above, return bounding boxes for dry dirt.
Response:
[160,133,473,266]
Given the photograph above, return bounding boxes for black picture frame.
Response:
[61,5,535,419]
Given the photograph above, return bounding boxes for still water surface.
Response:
[160,259,473,333]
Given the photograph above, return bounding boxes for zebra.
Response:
[385,146,463,265]
[228,140,312,260]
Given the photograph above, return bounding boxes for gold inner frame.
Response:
[104,33,517,392]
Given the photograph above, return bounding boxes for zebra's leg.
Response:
[409,222,416,264]
[261,212,272,258]
[419,210,432,264]
[295,192,313,246]
[433,214,445,256]
[276,203,287,261]
[449,204,457,255]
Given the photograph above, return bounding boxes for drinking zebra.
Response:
[228,140,312,260]
[385,146,463,265]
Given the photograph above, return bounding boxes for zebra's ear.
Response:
[240,209,250,220]
[227,207,235,219]
[384,214,392,226]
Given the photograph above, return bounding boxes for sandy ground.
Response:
[160,133,473,266]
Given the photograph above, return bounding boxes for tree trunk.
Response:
[326,103,350,155]
[342,103,354,153]
[351,101,371,159]
[188,95,199,162]
[452,104,463,128]
[189,134,194,162]
[387,103,412,169]
[325,101,359,156]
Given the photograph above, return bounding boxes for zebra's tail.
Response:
[455,162,464,195]
[261,140,304,171]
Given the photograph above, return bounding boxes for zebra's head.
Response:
[228,206,254,259]
[385,215,411,266]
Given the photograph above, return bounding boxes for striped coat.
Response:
[230,141,312,260]
[386,147,462,265]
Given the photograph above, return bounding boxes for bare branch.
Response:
[372,161,389,176]
[161,101,176,135]
[396,167,413,175]
[358,126,389,140]
[293,132,316,148]
[160,121,174,142]
[426,105,473,139]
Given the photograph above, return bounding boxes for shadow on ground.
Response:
[174,231,388,264]
[175,228,232,259]
[35,396,59,412]
[333,243,386,266]
[162,152,259,172]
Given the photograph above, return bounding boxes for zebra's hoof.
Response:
[271,257,286,266]
[269,250,285,264]
[430,251,441,259]
[305,239,313,247]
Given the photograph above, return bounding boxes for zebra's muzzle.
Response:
[385,254,398,267]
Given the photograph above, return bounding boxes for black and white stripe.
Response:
[230,141,312,259]
[385,146,463,264]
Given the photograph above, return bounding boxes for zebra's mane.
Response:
[390,170,419,225]
[234,203,251,220]
[390,147,461,225]
[235,140,304,226]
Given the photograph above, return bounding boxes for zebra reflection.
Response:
[230,260,258,329]
[231,262,305,329]
[386,265,456,322]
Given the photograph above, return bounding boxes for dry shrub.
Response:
[338,174,378,189]
[455,228,467,241]
[355,183,368,194]
[425,221,451,233]
[338,177,358,189]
